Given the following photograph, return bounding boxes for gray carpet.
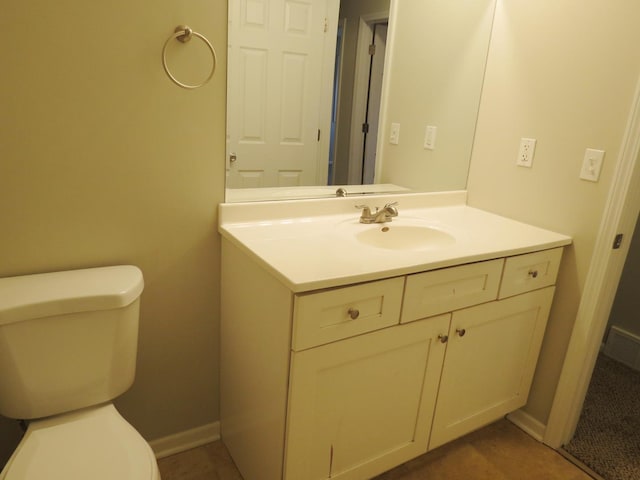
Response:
[564,353,640,480]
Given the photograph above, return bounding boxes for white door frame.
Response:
[347,10,389,185]
[543,77,640,448]
[316,0,341,185]
[362,23,387,185]
[328,17,348,186]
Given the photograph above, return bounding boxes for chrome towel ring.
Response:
[162,25,217,89]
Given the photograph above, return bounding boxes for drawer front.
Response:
[292,277,404,351]
[401,259,503,323]
[498,248,563,299]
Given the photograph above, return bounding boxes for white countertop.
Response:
[219,192,572,292]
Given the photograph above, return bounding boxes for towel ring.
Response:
[162,25,217,90]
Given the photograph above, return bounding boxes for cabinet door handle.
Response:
[438,334,449,344]
[528,269,539,278]
[456,328,466,337]
[347,308,360,320]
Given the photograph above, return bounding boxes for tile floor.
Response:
[157,419,594,480]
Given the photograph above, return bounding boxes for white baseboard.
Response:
[149,421,220,459]
[507,409,545,442]
[604,325,640,371]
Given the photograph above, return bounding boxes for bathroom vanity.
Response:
[219,192,571,480]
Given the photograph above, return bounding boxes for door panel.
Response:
[284,315,450,480]
[429,287,555,450]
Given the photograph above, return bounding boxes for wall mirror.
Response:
[225,0,497,202]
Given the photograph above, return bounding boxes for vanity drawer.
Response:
[401,259,503,323]
[292,277,404,351]
[498,248,563,299]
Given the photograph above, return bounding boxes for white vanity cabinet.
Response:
[220,238,564,480]
[285,314,449,480]
[399,248,562,451]
[285,277,445,479]
[428,286,555,449]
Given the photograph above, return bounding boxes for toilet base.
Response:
[1,404,160,480]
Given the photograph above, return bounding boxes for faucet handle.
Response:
[356,205,375,223]
[383,202,399,217]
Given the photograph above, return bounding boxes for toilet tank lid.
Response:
[0,266,144,326]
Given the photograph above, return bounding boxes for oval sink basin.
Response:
[355,224,455,250]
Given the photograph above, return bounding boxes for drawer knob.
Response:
[438,334,449,344]
[528,269,539,278]
[456,328,466,337]
[347,308,360,320]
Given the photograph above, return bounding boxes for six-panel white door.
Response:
[227,0,335,188]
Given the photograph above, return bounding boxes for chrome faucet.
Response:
[356,202,399,224]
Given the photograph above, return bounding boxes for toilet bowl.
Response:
[0,405,160,480]
[0,266,160,479]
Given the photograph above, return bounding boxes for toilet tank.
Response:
[0,266,144,420]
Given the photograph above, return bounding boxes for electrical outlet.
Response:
[389,123,400,145]
[517,138,536,167]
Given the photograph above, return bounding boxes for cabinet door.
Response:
[284,315,450,480]
[429,287,554,450]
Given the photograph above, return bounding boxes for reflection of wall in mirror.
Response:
[379,0,496,192]
[333,0,391,185]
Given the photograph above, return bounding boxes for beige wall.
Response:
[0,0,227,464]
[378,0,495,191]
[467,1,640,423]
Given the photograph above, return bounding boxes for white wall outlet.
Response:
[517,138,536,167]
[389,123,400,145]
[580,148,605,182]
[424,125,437,150]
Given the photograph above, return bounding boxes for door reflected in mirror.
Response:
[225,0,497,202]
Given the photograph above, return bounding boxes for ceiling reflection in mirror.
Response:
[225,0,497,202]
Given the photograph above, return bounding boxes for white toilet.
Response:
[0,265,160,479]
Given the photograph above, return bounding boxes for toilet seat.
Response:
[1,404,159,480]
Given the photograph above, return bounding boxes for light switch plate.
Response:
[424,125,437,150]
[389,123,400,145]
[580,148,605,182]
